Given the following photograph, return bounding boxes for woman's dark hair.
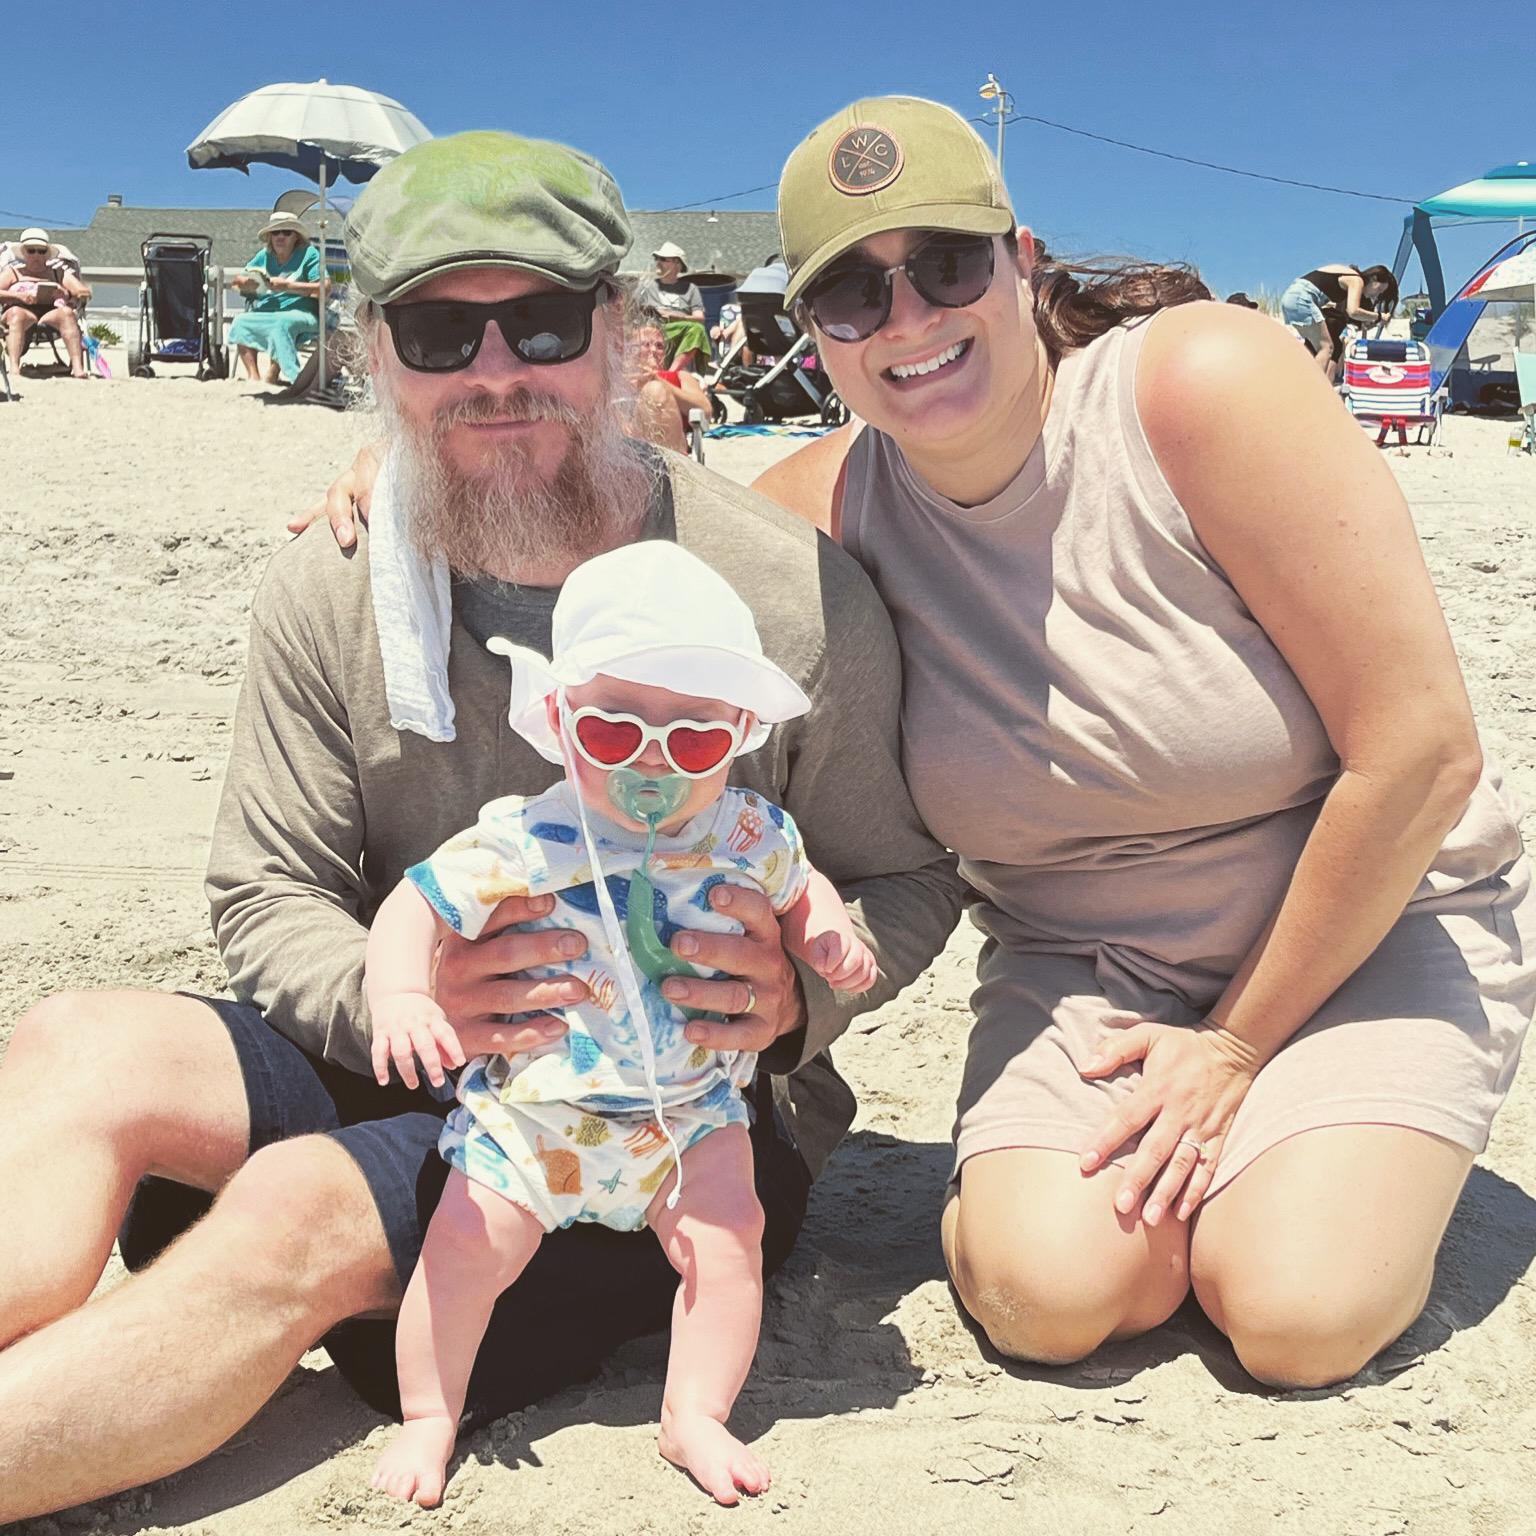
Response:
[1020,232,1211,359]
[1357,264,1399,313]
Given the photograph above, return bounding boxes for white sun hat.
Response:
[652,240,687,261]
[488,542,810,763]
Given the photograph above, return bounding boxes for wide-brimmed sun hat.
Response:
[778,95,1015,308]
[488,542,810,765]
[344,130,632,304]
[257,212,309,241]
[17,227,52,252]
[652,240,687,261]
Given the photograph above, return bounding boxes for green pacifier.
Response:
[608,769,710,1021]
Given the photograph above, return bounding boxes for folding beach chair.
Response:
[128,235,227,380]
[0,346,13,401]
[1341,338,1444,447]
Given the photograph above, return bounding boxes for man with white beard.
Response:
[0,131,964,1521]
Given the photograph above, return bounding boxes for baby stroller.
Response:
[706,261,847,426]
[1340,338,1443,448]
[128,235,227,380]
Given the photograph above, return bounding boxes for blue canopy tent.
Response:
[1392,162,1536,407]
[1393,162,1536,318]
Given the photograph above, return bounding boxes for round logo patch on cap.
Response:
[828,125,903,196]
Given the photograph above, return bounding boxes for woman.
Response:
[228,213,326,384]
[0,229,92,379]
[748,96,1532,1388]
[1280,262,1397,380]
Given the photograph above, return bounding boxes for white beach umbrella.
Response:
[186,80,431,398]
[1465,244,1536,305]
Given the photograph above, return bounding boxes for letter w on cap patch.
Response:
[829,126,903,196]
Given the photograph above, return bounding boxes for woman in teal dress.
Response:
[228,213,326,383]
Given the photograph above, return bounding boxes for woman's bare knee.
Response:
[950,1241,1175,1364]
[1212,1276,1426,1389]
[205,1137,399,1324]
[1191,1126,1468,1388]
[944,1152,1189,1365]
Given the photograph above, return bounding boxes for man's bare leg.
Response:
[0,1132,401,1523]
[0,990,250,1347]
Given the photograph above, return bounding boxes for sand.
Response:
[3,366,1536,1536]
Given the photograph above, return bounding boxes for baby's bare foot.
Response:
[371,1415,458,1507]
[659,1411,771,1506]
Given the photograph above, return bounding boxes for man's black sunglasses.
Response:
[382,285,611,373]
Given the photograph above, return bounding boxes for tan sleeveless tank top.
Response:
[840,316,1520,979]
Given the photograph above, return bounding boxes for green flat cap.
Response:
[345,130,632,304]
[778,96,1014,308]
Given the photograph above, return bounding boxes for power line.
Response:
[0,206,87,228]
[976,111,1417,204]
[653,181,780,215]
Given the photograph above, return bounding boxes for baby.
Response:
[367,542,878,1509]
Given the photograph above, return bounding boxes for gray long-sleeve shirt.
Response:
[205,451,965,1179]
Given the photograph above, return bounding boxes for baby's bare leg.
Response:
[647,1122,769,1506]
[372,1169,544,1508]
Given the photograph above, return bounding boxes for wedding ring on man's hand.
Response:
[740,983,758,1016]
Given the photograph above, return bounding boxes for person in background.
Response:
[0,229,92,379]
[626,312,712,455]
[227,213,326,384]
[1280,263,1397,380]
[651,241,709,371]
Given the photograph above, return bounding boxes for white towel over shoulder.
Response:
[368,452,457,742]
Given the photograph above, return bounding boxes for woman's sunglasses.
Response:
[566,705,745,779]
[383,286,608,373]
[798,232,997,343]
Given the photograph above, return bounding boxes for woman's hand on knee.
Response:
[1078,1020,1262,1227]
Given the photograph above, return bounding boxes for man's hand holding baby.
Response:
[662,883,807,1053]
[433,893,584,1058]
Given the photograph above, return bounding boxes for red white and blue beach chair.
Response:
[1341,338,1443,448]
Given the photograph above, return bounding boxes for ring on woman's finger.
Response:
[740,982,758,1016]
[1177,1135,1208,1156]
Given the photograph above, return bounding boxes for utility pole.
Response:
[978,72,1013,174]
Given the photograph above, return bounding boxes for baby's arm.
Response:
[365,881,466,1090]
[776,867,880,994]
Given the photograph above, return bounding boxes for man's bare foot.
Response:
[370,1414,458,1507]
[659,1411,771,1506]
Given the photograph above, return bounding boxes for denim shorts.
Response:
[1279,279,1329,351]
[118,995,811,1428]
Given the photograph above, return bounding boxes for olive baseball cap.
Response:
[778,96,1014,308]
[345,130,632,304]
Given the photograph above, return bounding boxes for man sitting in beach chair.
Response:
[0,229,92,379]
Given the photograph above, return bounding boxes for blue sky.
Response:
[10,0,1531,299]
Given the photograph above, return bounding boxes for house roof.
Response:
[3,204,782,281]
[622,212,781,281]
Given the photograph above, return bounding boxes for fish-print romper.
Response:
[408,779,809,1231]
